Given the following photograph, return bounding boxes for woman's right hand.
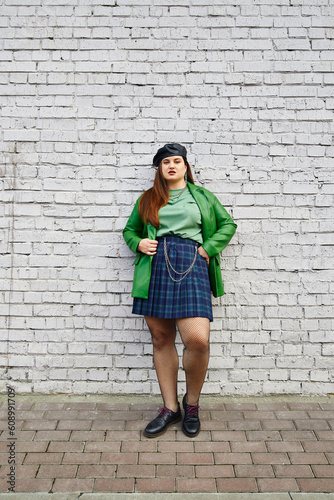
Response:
[137,238,158,255]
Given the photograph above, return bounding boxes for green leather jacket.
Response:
[123,182,237,299]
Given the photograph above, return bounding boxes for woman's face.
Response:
[160,156,187,184]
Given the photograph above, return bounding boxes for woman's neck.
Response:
[167,180,187,190]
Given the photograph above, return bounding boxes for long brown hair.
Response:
[139,159,195,227]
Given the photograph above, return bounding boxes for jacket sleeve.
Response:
[122,196,144,254]
[201,193,237,258]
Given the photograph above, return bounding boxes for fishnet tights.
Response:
[145,316,210,411]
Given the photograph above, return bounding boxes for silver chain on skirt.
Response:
[163,237,198,283]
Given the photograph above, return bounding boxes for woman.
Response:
[123,143,237,438]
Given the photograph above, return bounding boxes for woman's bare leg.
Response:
[145,316,179,412]
[176,317,210,405]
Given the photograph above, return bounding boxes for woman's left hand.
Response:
[198,246,210,265]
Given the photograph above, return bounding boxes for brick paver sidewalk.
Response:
[0,396,333,494]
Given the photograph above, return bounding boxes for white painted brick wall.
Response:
[1,0,333,396]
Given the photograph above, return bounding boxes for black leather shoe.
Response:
[143,404,181,438]
[182,394,200,437]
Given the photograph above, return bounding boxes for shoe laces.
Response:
[186,404,199,416]
[157,406,173,417]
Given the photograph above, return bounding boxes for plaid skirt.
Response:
[132,235,213,321]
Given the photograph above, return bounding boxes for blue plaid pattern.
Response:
[132,235,213,321]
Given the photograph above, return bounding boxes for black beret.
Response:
[153,143,187,167]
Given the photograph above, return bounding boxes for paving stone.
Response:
[225,403,257,411]
[307,411,334,419]
[94,478,134,492]
[16,442,48,453]
[288,403,321,411]
[24,452,63,464]
[37,464,77,479]
[109,411,144,421]
[70,431,105,441]
[195,464,234,477]
[319,403,334,410]
[211,411,243,421]
[63,403,97,411]
[96,403,129,411]
[216,477,258,492]
[122,440,157,452]
[295,420,330,431]
[230,441,267,453]
[156,464,195,478]
[35,430,71,441]
[22,420,58,431]
[52,478,94,492]
[0,464,38,479]
[235,465,275,477]
[100,452,137,464]
[194,441,230,452]
[298,478,334,492]
[77,464,116,478]
[15,479,53,492]
[62,452,100,464]
[302,441,334,452]
[125,421,148,430]
[211,430,247,441]
[266,442,304,452]
[48,441,86,453]
[201,420,228,430]
[16,411,46,420]
[289,453,328,465]
[251,452,290,464]
[214,453,252,464]
[177,477,216,492]
[258,478,299,492]
[228,420,262,431]
[139,451,176,464]
[93,420,125,431]
[273,465,314,477]
[158,441,194,452]
[175,430,211,441]
[311,464,334,477]
[129,403,156,411]
[244,411,276,420]
[280,431,317,441]
[177,452,214,465]
[135,477,176,492]
[261,420,295,431]
[246,431,282,441]
[315,431,334,440]
[32,403,66,411]
[256,403,289,411]
[57,420,92,431]
[106,430,140,441]
[44,411,78,420]
[276,411,309,420]
[116,464,155,478]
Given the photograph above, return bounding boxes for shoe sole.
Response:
[143,415,182,438]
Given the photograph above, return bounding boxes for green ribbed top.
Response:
[156,187,203,244]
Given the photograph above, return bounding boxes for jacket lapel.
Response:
[147,223,157,240]
[187,182,212,240]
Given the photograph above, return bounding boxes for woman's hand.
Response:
[137,238,158,255]
[198,246,210,265]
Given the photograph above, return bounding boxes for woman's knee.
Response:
[145,318,176,350]
[184,334,210,353]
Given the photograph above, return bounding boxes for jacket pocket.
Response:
[132,254,142,266]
